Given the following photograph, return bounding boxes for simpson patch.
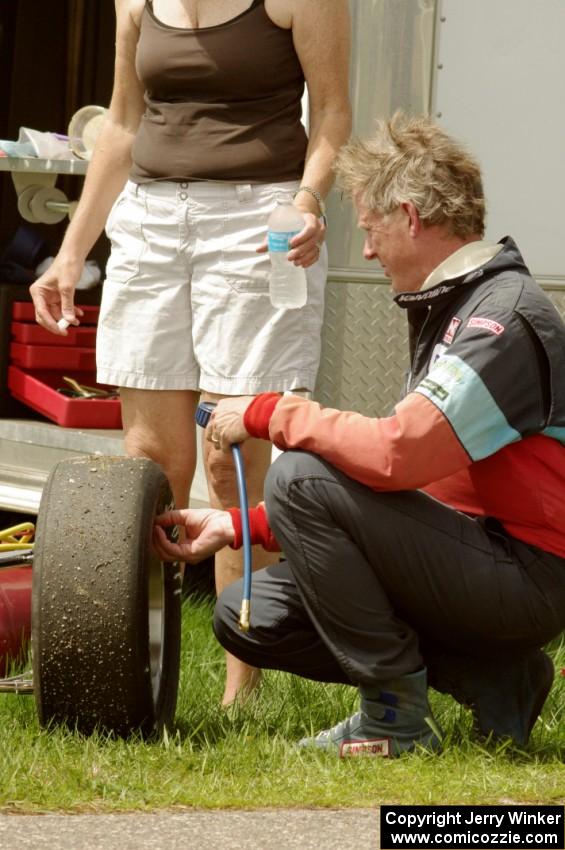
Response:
[467,317,505,335]
[339,738,391,757]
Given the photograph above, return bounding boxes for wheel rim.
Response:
[148,558,165,703]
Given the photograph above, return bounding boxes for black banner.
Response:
[381,805,564,849]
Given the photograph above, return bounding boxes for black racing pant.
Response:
[213,451,565,687]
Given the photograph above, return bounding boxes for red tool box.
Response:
[6,301,121,429]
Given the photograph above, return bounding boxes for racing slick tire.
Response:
[32,456,181,737]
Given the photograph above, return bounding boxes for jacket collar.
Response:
[394,236,530,309]
[420,240,502,291]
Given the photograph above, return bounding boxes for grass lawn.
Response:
[0,597,563,812]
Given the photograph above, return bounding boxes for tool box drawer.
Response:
[8,367,121,429]
[11,301,100,325]
[10,342,96,371]
[11,321,97,348]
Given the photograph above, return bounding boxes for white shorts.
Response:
[96,180,328,394]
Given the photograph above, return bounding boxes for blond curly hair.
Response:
[335,112,485,238]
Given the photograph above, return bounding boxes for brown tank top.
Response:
[130,0,308,183]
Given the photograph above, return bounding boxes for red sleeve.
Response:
[227,504,281,552]
[268,392,472,491]
[243,393,281,439]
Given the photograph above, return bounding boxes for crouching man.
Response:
[154,113,565,757]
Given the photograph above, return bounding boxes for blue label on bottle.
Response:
[268,230,300,252]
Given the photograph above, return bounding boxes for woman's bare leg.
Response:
[202,392,277,706]
[120,388,200,511]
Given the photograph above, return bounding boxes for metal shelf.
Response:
[0,156,88,176]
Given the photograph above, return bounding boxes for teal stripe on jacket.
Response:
[413,354,521,461]
[542,426,565,445]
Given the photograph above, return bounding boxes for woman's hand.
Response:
[256,210,325,269]
[153,508,235,563]
[206,396,255,452]
[29,256,84,334]
[287,210,326,268]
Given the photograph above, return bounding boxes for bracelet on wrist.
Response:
[294,185,326,223]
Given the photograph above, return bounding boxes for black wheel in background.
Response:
[181,554,216,601]
[32,456,181,737]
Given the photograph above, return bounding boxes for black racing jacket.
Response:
[394,236,565,557]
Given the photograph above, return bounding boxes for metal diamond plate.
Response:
[315,280,408,416]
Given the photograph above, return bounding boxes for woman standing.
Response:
[30,0,352,705]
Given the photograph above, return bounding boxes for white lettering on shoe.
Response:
[339,738,391,758]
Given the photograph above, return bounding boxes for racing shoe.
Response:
[426,648,554,747]
[298,668,442,757]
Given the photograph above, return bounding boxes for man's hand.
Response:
[206,396,255,451]
[29,256,84,334]
[153,508,235,563]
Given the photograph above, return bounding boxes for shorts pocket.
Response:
[220,199,272,294]
[104,189,146,285]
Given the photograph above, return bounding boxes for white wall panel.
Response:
[433,0,565,282]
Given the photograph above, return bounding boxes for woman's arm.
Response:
[291,0,352,206]
[288,0,352,265]
[30,0,146,332]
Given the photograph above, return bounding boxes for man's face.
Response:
[356,200,421,293]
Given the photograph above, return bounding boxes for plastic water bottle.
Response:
[267,201,307,309]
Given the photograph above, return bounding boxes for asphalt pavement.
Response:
[0,808,381,849]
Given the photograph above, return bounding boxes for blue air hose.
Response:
[195,401,252,631]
